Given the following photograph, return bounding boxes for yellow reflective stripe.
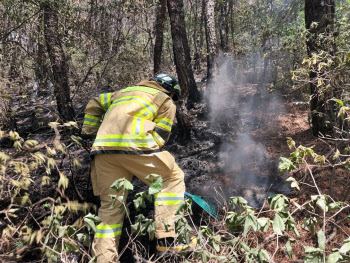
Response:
[85,114,101,120]
[84,114,101,127]
[155,193,184,198]
[154,200,183,205]
[152,132,165,146]
[95,134,151,139]
[100,93,112,111]
[95,231,122,238]
[132,117,143,135]
[100,94,105,111]
[131,117,138,135]
[154,118,173,132]
[83,121,101,127]
[93,134,158,147]
[97,224,123,230]
[109,96,157,119]
[95,223,123,238]
[122,86,160,95]
[131,109,150,135]
[140,119,145,135]
[154,118,173,125]
[156,123,171,132]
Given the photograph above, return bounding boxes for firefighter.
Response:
[81,73,196,262]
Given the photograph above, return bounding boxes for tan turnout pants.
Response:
[90,151,185,263]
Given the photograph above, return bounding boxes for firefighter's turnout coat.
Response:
[82,80,185,263]
[82,80,176,154]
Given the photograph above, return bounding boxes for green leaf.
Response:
[124,180,134,190]
[211,239,220,252]
[257,218,270,232]
[164,221,170,232]
[243,214,258,236]
[64,242,79,252]
[316,195,328,212]
[83,213,101,233]
[285,240,293,259]
[240,241,250,252]
[58,226,67,238]
[147,220,157,240]
[268,194,289,211]
[77,233,91,247]
[286,177,300,190]
[108,194,117,209]
[258,248,271,262]
[331,98,344,107]
[84,213,101,223]
[326,252,342,263]
[272,213,285,235]
[110,178,133,193]
[339,242,350,254]
[84,218,97,233]
[149,177,163,195]
[328,202,343,211]
[318,230,326,251]
[133,192,148,211]
[278,157,296,173]
[145,174,159,182]
[229,196,248,209]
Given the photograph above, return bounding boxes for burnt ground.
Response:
[1,78,350,262]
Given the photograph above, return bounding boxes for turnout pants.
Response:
[90,151,185,263]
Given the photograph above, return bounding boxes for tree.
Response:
[204,0,218,88]
[167,0,200,105]
[153,0,167,75]
[219,0,230,53]
[166,0,201,142]
[43,1,75,122]
[305,0,337,136]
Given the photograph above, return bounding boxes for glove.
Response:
[82,139,93,152]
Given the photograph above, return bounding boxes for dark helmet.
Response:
[153,73,181,101]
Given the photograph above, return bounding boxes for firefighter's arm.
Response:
[152,98,176,148]
[81,92,115,138]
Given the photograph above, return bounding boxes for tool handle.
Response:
[185,192,190,196]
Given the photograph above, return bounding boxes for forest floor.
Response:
[1,78,350,262]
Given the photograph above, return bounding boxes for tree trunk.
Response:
[192,0,200,72]
[204,0,218,88]
[153,0,167,75]
[43,1,75,122]
[305,0,336,136]
[219,0,230,53]
[167,0,200,105]
[167,0,200,142]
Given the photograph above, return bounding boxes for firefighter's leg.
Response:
[153,161,185,238]
[91,154,133,263]
[121,151,185,239]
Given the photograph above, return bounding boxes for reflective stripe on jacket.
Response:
[81,80,176,155]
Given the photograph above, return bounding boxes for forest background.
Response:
[2,0,350,262]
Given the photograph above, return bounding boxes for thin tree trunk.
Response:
[219,0,230,53]
[153,0,167,75]
[167,0,200,105]
[43,1,75,122]
[204,0,218,88]
[305,0,336,136]
[167,0,201,142]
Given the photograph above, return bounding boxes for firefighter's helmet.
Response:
[153,73,181,101]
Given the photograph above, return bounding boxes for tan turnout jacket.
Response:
[81,80,176,155]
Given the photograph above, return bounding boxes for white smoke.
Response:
[206,55,287,206]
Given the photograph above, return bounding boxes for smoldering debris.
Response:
[182,56,290,207]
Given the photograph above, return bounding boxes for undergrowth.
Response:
[2,114,350,262]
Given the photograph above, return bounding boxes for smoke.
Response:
[206,55,289,206]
